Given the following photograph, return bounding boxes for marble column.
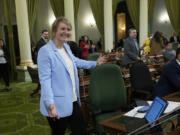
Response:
[15,0,34,81]
[104,0,113,52]
[139,0,148,46]
[64,0,76,41]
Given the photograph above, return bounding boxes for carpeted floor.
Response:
[0,81,71,135]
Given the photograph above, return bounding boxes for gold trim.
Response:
[20,61,33,64]
[20,61,34,66]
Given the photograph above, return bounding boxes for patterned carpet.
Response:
[0,81,70,135]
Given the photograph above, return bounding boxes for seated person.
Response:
[163,41,176,62]
[152,48,180,98]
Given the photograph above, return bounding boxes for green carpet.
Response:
[0,82,71,135]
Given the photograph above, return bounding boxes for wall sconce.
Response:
[86,15,96,28]
[49,14,56,26]
[89,22,95,27]
[159,12,169,23]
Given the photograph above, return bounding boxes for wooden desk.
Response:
[100,112,180,135]
[99,113,127,135]
[79,75,90,100]
[99,113,160,135]
[100,92,180,135]
[163,91,180,102]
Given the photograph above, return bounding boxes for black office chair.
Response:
[67,41,82,59]
[130,61,153,100]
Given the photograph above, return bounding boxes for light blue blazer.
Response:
[38,40,97,117]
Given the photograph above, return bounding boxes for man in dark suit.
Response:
[152,48,180,98]
[31,29,48,97]
[170,31,180,43]
[35,29,49,54]
[122,28,140,68]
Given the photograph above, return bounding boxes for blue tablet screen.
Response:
[145,97,167,127]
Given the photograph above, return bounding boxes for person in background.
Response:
[150,31,164,55]
[161,32,168,46]
[117,38,125,49]
[80,35,90,59]
[97,38,102,51]
[0,39,11,91]
[88,40,96,54]
[38,17,106,135]
[122,28,141,68]
[152,48,180,98]
[34,29,49,58]
[141,34,152,54]
[31,30,48,96]
[170,31,180,43]
[31,41,36,64]
[163,41,176,62]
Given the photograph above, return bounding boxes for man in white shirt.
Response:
[170,32,180,43]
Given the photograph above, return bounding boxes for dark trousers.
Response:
[0,63,10,87]
[47,101,87,135]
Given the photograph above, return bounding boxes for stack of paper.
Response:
[124,101,180,118]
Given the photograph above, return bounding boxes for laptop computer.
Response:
[125,96,168,134]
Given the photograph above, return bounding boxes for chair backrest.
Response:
[87,53,100,61]
[130,61,153,92]
[27,66,39,83]
[67,41,82,58]
[89,64,127,112]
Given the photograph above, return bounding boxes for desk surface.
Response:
[99,113,127,133]
[100,111,180,135]
[100,92,180,135]
[163,91,180,102]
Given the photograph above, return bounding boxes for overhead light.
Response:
[49,14,56,26]
[85,14,96,27]
[159,12,169,23]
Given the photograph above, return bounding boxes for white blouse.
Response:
[0,50,7,64]
[58,47,77,102]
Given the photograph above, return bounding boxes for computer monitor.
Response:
[145,96,168,127]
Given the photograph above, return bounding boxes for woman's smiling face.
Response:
[54,22,71,43]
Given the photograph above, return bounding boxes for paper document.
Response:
[124,101,180,118]
[124,106,146,118]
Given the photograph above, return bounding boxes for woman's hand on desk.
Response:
[97,55,107,66]
[48,104,60,119]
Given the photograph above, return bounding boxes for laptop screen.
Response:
[145,96,168,127]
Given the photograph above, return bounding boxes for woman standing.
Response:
[80,35,90,59]
[38,17,106,135]
[0,39,11,90]
[150,31,164,55]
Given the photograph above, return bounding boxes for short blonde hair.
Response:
[51,16,72,39]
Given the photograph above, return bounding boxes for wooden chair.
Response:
[27,66,41,97]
